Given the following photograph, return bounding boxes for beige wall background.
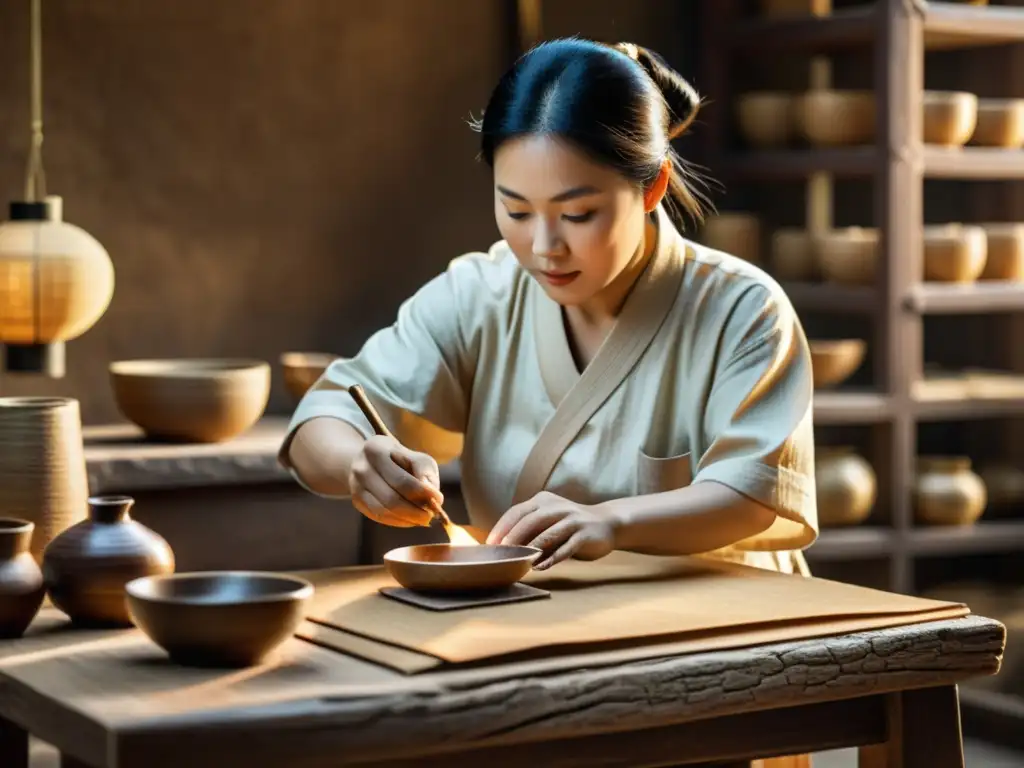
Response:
[0,0,697,424]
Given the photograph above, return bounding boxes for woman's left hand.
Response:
[487,491,616,570]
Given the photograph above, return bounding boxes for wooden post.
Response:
[876,0,924,594]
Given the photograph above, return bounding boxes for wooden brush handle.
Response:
[347,385,453,526]
[347,385,395,440]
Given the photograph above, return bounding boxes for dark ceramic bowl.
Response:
[384,543,541,594]
[125,571,313,668]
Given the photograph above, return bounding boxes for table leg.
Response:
[858,685,965,768]
[0,716,29,768]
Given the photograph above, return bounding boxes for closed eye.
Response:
[564,211,595,223]
[507,211,530,221]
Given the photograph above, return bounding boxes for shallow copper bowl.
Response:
[384,543,542,594]
[126,571,313,668]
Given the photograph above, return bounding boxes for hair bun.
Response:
[616,43,700,140]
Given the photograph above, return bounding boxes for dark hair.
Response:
[474,38,708,230]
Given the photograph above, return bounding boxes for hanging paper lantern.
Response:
[0,196,114,376]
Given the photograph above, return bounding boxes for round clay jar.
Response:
[42,495,175,627]
[914,456,987,526]
[815,447,876,527]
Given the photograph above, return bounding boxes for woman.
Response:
[279,38,817,576]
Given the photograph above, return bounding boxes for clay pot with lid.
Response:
[914,457,987,526]
[815,447,876,527]
[42,495,175,627]
[0,518,45,638]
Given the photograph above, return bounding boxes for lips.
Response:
[539,270,580,286]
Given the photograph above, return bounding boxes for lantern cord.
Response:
[24,0,46,202]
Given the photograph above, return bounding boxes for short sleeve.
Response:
[277,246,511,487]
[691,283,818,551]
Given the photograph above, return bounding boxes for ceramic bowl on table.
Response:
[109,359,270,443]
[384,543,542,594]
[126,571,314,668]
[279,352,337,402]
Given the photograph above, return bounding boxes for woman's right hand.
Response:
[347,435,443,527]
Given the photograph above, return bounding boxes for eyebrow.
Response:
[497,185,602,203]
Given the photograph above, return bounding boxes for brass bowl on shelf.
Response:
[971,98,1024,149]
[126,571,314,668]
[384,543,541,594]
[816,227,879,285]
[809,339,866,389]
[280,352,337,402]
[923,91,978,146]
[792,89,978,147]
[793,90,875,147]
[770,228,819,281]
[923,224,987,283]
[736,92,794,148]
[699,212,762,265]
[978,223,1024,281]
[110,359,270,443]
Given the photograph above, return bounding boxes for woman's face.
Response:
[493,134,649,309]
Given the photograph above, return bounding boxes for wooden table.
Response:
[0,609,1005,768]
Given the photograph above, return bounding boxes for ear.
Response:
[643,159,672,213]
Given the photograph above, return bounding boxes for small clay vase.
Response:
[815,447,876,527]
[914,457,987,527]
[42,495,175,627]
[0,519,46,639]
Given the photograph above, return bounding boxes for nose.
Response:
[531,217,565,260]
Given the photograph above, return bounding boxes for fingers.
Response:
[502,507,567,548]
[361,469,434,527]
[486,500,536,544]
[536,530,588,570]
[352,488,418,528]
[365,439,443,508]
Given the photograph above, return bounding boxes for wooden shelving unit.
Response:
[701,0,1024,592]
[701,0,1024,743]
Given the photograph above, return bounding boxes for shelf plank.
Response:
[915,395,1024,421]
[781,282,876,314]
[730,2,1024,53]
[806,526,894,560]
[908,282,1024,314]
[722,148,876,179]
[924,2,1024,50]
[814,390,892,424]
[785,282,1024,315]
[924,147,1024,179]
[730,6,876,53]
[725,147,1024,181]
[909,521,1024,556]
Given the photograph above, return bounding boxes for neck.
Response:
[569,213,658,327]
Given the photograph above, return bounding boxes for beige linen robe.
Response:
[279,206,818,574]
